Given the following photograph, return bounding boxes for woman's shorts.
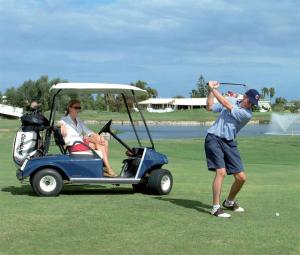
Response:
[69,138,90,152]
[204,133,244,175]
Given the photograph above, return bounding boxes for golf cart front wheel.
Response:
[32,168,63,196]
[148,169,173,195]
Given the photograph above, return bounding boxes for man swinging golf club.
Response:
[205,81,260,218]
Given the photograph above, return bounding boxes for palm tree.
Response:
[269,87,275,102]
[261,87,269,99]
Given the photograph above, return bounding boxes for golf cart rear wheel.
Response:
[32,168,63,196]
[148,169,173,195]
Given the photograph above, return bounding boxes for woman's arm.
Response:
[87,133,107,146]
[80,120,94,137]
[57,123,67,137]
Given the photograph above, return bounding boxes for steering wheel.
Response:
[98,120,112,135]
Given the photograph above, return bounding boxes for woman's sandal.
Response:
[103,167,118,177]
[103,172,118,177]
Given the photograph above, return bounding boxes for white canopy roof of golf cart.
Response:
[50,83,147,96]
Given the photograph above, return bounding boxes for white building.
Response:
[139,96,271,113]
[138,98,216,112]
[0,103,23,118]
[138,98,175,113]
[258,100,271,112]
[173,98,208,110]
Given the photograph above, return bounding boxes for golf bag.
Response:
[13,111,49,166]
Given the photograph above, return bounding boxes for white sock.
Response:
[212,204,220,213]
[227,200,234,206]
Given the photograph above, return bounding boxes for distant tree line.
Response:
[0,76,157,113]
[0,75,299,113]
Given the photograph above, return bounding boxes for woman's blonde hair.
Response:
[65,99,81,116]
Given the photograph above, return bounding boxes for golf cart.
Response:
[14,83,173,196]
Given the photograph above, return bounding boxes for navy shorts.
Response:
[204,133,244,175]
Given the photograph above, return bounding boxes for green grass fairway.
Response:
[0,119,299,255]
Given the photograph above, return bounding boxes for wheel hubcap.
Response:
[161,175,171,191]
[40,176,57,192]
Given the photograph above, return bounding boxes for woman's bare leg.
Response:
[95,143,116,176]
[95,135,109,154]
[87,135,116,176]
[88,143,96,150]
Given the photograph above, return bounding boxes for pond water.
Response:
[113,124,277,140]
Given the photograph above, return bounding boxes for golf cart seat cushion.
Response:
[67,141,103,158]
[70,149,103,158]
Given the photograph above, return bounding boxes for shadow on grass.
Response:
[61,186,134,196]
[1,185,35,196]
[2,185,135,196]
[154,197,211,214]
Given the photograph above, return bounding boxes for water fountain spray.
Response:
[266,113,300,135]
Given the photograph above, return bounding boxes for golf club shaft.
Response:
[219,82,247,87]
[206,82,246,86]
[206,82,247,89]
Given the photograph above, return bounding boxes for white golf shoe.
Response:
[211,207,231,218]
[222,200,245,212]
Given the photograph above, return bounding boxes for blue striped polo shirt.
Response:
[207,97,252,140]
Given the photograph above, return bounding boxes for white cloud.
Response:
[0,0,299,98]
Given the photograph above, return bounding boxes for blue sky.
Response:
[0,0,299,99]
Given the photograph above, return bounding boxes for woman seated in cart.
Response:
[59,99,117,177]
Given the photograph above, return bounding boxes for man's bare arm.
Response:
[207,81,233,111]
[206,89,215,111]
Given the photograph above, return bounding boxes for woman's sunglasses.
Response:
[71,106,82,110]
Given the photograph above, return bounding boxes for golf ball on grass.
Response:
[275,213,280,216]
